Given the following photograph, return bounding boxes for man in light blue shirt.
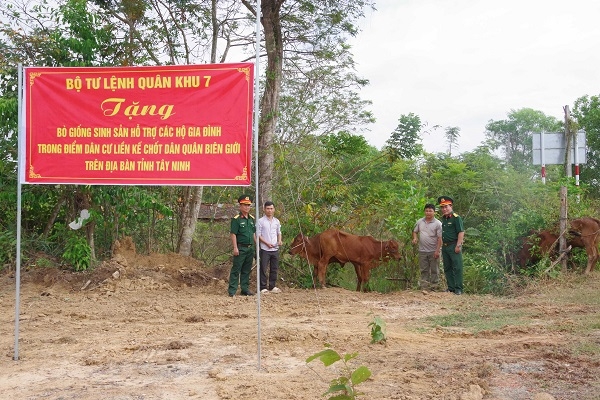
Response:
[257,201,283,293]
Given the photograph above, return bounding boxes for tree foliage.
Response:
[572,94,600,196]
[1,0,378,262]
[384,113,425,161]
[485,108,562,169]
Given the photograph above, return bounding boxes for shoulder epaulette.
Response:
[453,213,459,217]
[233,214,240,219]
[249,214,255,219]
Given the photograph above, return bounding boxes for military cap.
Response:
[437,196,453,206]
[238,195,253,205]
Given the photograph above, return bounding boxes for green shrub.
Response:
[0,229,16,269]
[462,257,508,295]
[62,235,92,271]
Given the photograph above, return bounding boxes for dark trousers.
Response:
[259,249,279,291]
[228,246,254,295]
[441,244,463,292]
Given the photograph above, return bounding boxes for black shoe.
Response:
[454,290,462,295]
[446,289,454,293]
[228,293,235,297]
[241,291,255,296]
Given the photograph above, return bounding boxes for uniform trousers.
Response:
[229,246,254,296]
[441,244,463,292]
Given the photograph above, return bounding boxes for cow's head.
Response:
[383,240,401,260]
[289,233,307,255]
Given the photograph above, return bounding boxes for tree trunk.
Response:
[86,221,96,262]
[177,186,203,256]
[175,0,218,257]
[79,188,96,261]
[42,195,66,239]
[256,0,284,203]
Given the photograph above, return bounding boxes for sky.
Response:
[349,0,600,154]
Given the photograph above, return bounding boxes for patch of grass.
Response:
[568,315,600,335]
[588,321,600,330]
[572,341,600,357]
[425,309,534,333]
[532,273,600,306]
[557,288,600,306]
[329,261,411,293]
[34,256,58,268]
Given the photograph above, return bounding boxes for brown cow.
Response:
[517,217,600,274]
[517,230,565,269]
[570,217,600,274]
[290,229,400,291]
[289,232,355,287]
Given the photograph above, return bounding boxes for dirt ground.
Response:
[1,238,599,400]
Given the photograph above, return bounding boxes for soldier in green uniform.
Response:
[438,196,465,295]
[228,195,256,297]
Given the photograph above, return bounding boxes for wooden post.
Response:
[559,186,568,271]
[564,105,572,178]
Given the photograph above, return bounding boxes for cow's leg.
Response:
[361,264,372,292]
[316,260,328,288]
[584,240,599,274]
[354,264,362,292]
[311,265,320,286]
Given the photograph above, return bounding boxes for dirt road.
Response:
[1,248,598,400]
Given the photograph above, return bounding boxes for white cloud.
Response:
[351,0,600,153]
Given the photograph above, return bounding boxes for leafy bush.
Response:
[0,229,16,270]
[462,255,508,295]
[62,235,92,271]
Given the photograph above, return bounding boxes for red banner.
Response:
[21,64,254,185]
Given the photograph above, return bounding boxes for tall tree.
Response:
[384,113,425,161]
[485,108,561,169]
[444,126,460,156]
[242,0,374,204]
[241,0,283,205]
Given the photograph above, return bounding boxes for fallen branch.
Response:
[545,245,572,275]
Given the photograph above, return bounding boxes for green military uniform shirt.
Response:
[230,213,256,244]
[441,213,464,243]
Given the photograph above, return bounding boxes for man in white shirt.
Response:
[412,203,443,291]
[257,201,283,293]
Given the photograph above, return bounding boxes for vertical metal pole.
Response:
[574,130,580,186]
[14,64,24,361]
[574,130,580,203]
[253,0,262,371]
[540,131,546,184]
